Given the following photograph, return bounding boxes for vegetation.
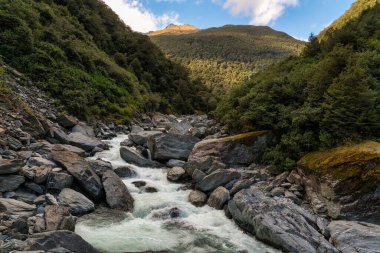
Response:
[0,0,208,122]
[216,1,380,169]
[150,25,305,98]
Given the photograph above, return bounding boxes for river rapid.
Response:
[75,135,279,253]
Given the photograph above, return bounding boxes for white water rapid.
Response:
[75,135,279,253]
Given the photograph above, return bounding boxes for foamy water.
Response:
[75,135,279,253]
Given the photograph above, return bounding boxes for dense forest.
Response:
[0,0,209,122]
[216,0,380,168]
[150,25,305,98]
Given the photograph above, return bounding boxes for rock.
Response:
[87,159,112,177]
[192,169,206,183]
[57,114,79,128]
[44,205,76,231]
[57,188,95,215]
[197,169,240,192]
[132,181,146,188]
[0,159,24,175]
[102,170,134,212]
[0,175,25,192]
[52,148,103,200]
[184,156,213,176]
[66,132,105,152]
[147,133,199,162]
[284,191,301,205]
[329,220,380,253]
[27,157,56,167]
[114,166,136,178]
[167,167,186,182]
[271,187,285,197]
[46,172,73,191]
[0,198,35,218]
[316,217,330,238]
[230,178,256,196]
[188,131,272,166]
[72,124,95,138]
[53,144,86,157]
[287,170,302,185]
[120,146,161,167]
[272,171,289,186]
[131,125,144,133]
[207,187,230,210]
[298,141,380,220]
[188,191,207,207]
[7,136,23,150]
[168,121,192,135]
[129,131,162,147]
[28,215,46,234]
[33,166,52,184]
[24,182,44,195]
[145,187,158,193]
[120,138,134,147]
[33,195,46,205]
[24,230,100,253]
[229,187,338,253]
[45,193,59,206]
[166,159,186,168]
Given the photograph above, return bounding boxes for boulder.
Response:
[298,141,380,220]
[87,159,112,177]
[192,169,206,183]
[188,190,207,207]
[27,157,56,167]
[328,220,380,253]
[166,159,186,168]
[0,159,23,175]
[0,175,25,192]
[184,156,213,176]
[24,182,44,195]
[24,230,100,253]
[129,131,162,147]
[52,148,103,200]
[44,205,76,231]
[114,166,136,178]
[197,169,240,192]
[57,188,94,215]
[167,167,186,182]
[33,166,52,184]
[167,121,192,135]
[230,178,256,196]
[53,144,86,157]
[57,114,79,128]
[72,124,95,138]
[148,133,199,162]
[188,131,271,166]
[0,198,35,218]
[46,172,73,190]
[229,187,338,253]
[66,132,105,152]
[120,146,161,168]
[207,187,230,209]
[102,170,134,212]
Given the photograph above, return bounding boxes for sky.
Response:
[103,0,356,40]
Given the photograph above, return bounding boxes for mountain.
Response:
[150,25,305,98]
[149,24,199,36]
[0,0,208,122]
[216,1,380,168]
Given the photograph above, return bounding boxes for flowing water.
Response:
[75,135,279,253]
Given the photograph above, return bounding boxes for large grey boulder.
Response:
[148,133,199,162]
[67,132,105,152]
[120,146,161,167]
[129,131,162,147]
[229,187,338,253]
[188,190,207,207]
[329,220,380,253]
[58,188,95,215]
[207,186,230,209]
[197,169,240,192]
[72,123,95,138]
[102,170,134,212]
[0,175,25,192]
[0,158,24,174]
[52,147,103,200]
[24,230,100,253]
[0,198,36,218]
[87,159,113,177]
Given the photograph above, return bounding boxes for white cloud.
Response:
[222,0,298,25]
[103,0,180,33]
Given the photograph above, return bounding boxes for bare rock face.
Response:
[51,147,103,200]
[207,187,230,210]
[58,188,95,215]
[102,170,134,212]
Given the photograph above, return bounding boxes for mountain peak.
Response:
[149,24,199,36]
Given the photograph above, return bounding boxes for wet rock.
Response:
[44,205,76,231]
[24,230,100,253]
[188,191,207,207]
[52,148,103,200]
[151,207,181,220]
[329,220,380,253]
[0,198,35,218]
[145,187,158,193]
[148,133,199,162]
[120,146,161,168]
[167,167,186,182]
[0,158,24,174]
[229,187,338,253]
[129,131,162,147]
[120,138,134,147]
[58,188,95,215]
[197,169,240,192]
[102,170,134,212]
[46,172,73,191]
[87,159,112,177]
[114,166,136,178]
[0,175,25,192]
[207,187,230,210]
[132,181,146,188]
[166,159,186,168]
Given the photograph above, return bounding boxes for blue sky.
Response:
[104,0,356,40]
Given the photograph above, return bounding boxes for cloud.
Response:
[222,0,298,25]
[103,0,180,33]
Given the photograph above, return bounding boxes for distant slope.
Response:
[149,24,199,36]
[0,0,208,122]
[150,25,305,96]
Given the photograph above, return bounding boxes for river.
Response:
[75,135,279,253]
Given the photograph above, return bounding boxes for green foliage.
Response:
[217,3,380,168]
[0,0,208,122]
[150,25,305,98]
